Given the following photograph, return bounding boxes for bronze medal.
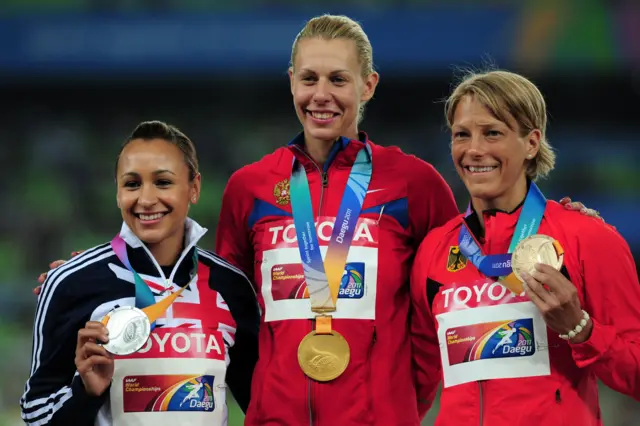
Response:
[512,234,564,282]
[297,330,350,382]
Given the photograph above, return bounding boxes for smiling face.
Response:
[450,95,540,212]
[116,138,200,248]
[289,37,378,142]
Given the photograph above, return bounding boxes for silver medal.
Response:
[102,306,151,356]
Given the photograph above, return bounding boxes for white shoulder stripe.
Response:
[196,248,257,298]
[29,244,112,376]
[27,245,108,377]
[22,246,114,410]
[196,248,244,275]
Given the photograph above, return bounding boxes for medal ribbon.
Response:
[290,143,372,314]
[458,182,547,285]
[110,235,198,330]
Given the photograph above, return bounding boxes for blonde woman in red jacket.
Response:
[410,70,640,426]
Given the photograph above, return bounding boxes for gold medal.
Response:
[298,330,350,382]
[512,234,564,282]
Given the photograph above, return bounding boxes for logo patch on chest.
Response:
[446,246,468,272]
[273,179,290,206]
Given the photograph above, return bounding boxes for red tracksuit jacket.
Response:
[410,200,640,426]
[215,133,459,425]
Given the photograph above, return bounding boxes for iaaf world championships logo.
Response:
[467,319,535,361]
[151,375,215,412]
[445,319,536,366]
[271,263,366,300]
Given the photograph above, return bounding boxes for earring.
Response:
[527,154,532,159]
[191,197,196,203]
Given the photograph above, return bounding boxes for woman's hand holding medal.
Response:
[521,265,593,344]
[75,321,115,397]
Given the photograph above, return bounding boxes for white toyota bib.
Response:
[435,284,550,388]
[109,328,228,426]
[260,217,379,322]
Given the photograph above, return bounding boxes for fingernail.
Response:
[520,272,529,279]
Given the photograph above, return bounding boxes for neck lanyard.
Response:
[458,182,547,288]
[110,235,198,329]
[289,143,372,315]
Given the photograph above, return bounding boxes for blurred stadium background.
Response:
[1,0,639,425]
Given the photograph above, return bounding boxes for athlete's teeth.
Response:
[469,166,496,173]
[311,112,333,119]
[140,213,163,220]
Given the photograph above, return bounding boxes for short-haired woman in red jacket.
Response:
[410,70,640,426]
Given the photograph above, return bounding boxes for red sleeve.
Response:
[569,222,640,400]
[410,232,444,418]
[408,159,459,245]
[215,169,255,281]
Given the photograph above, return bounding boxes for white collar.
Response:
[118,217,208,283]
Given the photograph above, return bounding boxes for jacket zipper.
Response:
[367,330,377,421]
[478,381,484,426]
[292,145,328,216]
[307,317,315,425]
[137,230,205,290]
[308,374,314,426]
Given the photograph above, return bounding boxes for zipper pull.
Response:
[321,172,329,187]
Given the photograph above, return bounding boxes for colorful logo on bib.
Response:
[446,319,535,366]
[123,375,215,412]
[338,263,365,298]
[271,262,365,300]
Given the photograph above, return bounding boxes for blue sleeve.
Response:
[21,256,111,425]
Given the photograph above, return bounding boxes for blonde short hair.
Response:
[445,70,555,180]
[290,14,375,121]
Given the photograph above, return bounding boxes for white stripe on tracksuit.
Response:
[21,245,114,425]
